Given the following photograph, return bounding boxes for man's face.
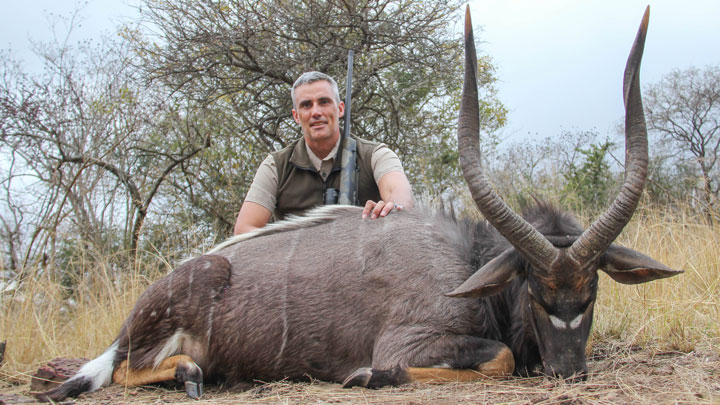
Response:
[292,80,344,148]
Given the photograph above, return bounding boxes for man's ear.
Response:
[338,100,345,118]
[446,248,520,298]
[600,244,683,284]
[291,109,301,124]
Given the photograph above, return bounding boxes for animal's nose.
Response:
[564,372,588,383]
[545,365,588,382]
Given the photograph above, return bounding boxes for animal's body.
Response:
[119,203,557,384]
[43,204,524,402]
[37,6,682,402]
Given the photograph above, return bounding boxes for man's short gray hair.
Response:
[291,72,341,109]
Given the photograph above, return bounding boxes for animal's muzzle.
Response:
[544,362,588,382]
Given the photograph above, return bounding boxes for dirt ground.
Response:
[1,343,718,404]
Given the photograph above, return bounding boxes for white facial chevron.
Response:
[549,314,584,330]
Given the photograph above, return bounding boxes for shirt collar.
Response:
[305,136,341,172]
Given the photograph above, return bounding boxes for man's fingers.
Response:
[362,200,402,219]
[371,201,386,219]
[378,201,396,218]
[362,200,376,219]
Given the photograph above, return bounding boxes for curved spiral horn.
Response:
[457,6,558,270]
[458,6,651,271]
[569,7,650,264]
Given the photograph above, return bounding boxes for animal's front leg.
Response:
[343,334,514,388]
[113,355,204,398]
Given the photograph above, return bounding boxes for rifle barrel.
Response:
[343,50,353,140]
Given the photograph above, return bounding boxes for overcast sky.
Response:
[1,1,138,64]
[469,0,720,143]
[2,1,719,145]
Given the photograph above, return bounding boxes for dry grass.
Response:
[0,255,166,385]
[593,204,720,354]
[2,345,718,404]
[0,203,718,403]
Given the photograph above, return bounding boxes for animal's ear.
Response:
[600,244,683,284]
[446,248,520,298]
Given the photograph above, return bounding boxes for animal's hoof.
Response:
[342,367,372,388]
[185,381,203,399]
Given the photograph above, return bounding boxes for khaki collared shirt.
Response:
[244,137,404,212]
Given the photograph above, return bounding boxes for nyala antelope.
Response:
[38,6,680,402]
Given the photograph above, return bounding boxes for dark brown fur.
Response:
[114,255,232,372]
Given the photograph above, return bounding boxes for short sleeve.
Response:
[370,144,405,183]
[243,154,278,212]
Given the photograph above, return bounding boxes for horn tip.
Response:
[465,5,472,38]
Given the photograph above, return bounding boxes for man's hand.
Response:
[362,171,413,219]
[362,200,404,219]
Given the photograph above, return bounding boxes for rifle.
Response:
[337,50,358,205]
[324,50,358,205]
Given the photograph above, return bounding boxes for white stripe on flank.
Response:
[274,230,300,370]
[153,329,187,369]
[206,304,215,342]
[72,341,119,391]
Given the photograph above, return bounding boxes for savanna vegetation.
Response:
[0,0,718,403]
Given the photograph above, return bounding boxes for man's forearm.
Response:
[234,201,272,234]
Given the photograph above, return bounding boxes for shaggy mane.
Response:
[207,205,358,254]
[521,201,584,238]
